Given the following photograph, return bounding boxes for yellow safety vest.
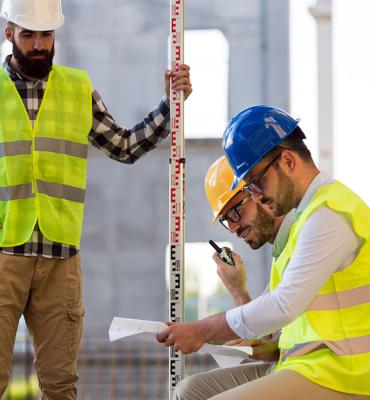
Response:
[0,65,92,247]
[270,181,370,395]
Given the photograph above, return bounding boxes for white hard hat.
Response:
[0,0,64,31]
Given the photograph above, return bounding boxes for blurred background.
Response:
[1,0,369,398]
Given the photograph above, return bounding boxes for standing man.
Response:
[158,106,370,400]
[0,0,192,398]
[173,155,295,399]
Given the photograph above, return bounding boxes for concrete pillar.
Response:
[309,0,333,175]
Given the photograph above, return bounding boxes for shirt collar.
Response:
[3,54,24,81]
[271,208,296,258]
[295,171,334,220]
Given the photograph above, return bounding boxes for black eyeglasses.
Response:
[243,153,281,195]
[218,197,251,230]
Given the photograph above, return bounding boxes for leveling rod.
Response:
[168,0,185,398]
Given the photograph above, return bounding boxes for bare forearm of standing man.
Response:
[156,313,239,354]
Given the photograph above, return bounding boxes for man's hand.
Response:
[165,64,192,100]
[156,321,206,354]
[225,338,280,362]
[157,313,237,354]
[212,251,251,306]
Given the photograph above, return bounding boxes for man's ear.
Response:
[279,149,296,174]
[5,27,14,42]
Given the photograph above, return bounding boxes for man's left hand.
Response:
[224,338,280,362]
[213,251,251,306]
[165,64,192,100]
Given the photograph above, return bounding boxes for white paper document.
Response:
[109,317,253,368]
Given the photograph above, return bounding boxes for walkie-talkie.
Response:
[209,240,235,266]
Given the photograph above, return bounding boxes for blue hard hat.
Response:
[222,105,300,190]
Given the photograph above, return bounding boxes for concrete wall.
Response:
[0,0,290,330]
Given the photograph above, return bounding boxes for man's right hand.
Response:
[212,251,251,305]
[165,64,192,100]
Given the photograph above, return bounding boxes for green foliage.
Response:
[3,375,39,400]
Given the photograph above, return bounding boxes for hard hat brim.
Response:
[7,15,65,31]
[231,174,245,191]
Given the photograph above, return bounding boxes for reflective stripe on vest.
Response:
[0,65,92,247]
[306,283,370,311]
[0,180,85,203]
[282,334,370,361]
[0,184,34,200]
[0,141,32,157]
[37,180,85,203]
[34,138,88,159]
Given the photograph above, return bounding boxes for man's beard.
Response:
[12,40,54,79]
[262,166,295,217]
[250,202,275,248]
[236,202,275,249]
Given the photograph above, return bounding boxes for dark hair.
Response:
[277,126,313,162]
[7,21,16,29]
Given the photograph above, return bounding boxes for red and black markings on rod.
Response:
[169,0,185,393]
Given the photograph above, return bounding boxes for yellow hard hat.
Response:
[205,156,246,223]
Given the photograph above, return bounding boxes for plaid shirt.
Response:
[1,56,170,258]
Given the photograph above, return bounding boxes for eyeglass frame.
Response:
[218,196,251,230]
[242,152,282,195]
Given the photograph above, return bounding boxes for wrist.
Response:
[231,289,251,305]
[194,319,212,343]
[195,313,232,343]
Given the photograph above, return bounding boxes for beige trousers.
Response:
[0,252,84,400]
[174,362,370,400]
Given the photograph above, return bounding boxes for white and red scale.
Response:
[168,0,185,398]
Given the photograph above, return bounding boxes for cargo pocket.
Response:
[67,303,85,362]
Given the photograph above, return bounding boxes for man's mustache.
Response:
[25,50,50,58]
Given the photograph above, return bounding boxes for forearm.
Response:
[215,252,251,306]
[196,312,239,342]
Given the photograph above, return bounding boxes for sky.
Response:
[291,0,370,204]
[333,1,370,204]
[184,29,229,139]
[290,0,318,161]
